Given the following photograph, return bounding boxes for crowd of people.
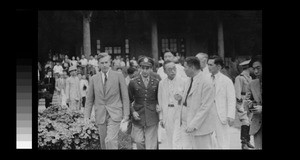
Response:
[38,50,262,150]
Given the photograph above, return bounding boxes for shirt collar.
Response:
[101,68,110,76]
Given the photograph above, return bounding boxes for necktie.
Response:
[183,77,193,106]
[144,78,148,88]
[103,73,107,94]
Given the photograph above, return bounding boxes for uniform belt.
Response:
[168,104,174,107]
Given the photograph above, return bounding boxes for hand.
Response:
[251,105,262,114]
[156,105,161,112]
[174,94,182,101]
[132,111,141,120]
[227,117,235,126]
[83,118,90,124]
[185,127,196,133]
[122,116,129,122]
[159,120,165,128]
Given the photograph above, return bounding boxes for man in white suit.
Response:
[157,60,186,149]
[174,57,217,149]
[208,55,236,149]
[84,52,130,149]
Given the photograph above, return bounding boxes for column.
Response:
[218,20,225,60]
[83,11,92,59]
[151,19,159,62]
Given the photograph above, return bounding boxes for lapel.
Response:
[252,79,262,103]
[215,73,223,96]
[105,70,114,95]
[188,72,201,96]
[97,73,104,96]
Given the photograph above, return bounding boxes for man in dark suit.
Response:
[43,70,55,108]
[128,56,160,149]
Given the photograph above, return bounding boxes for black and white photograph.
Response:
[37,10,262,150]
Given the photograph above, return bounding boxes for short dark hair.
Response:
[249,55,262,67]
[185,56,201,70]
[209,55,224,68]
[127,67,137,75]
[163,50,174,56]
[163,60,175,70]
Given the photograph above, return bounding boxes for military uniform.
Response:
[234,59,254,149]
[128,56,160,149]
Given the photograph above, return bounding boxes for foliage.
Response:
[38,105,101,150]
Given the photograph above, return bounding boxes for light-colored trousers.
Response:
[164,106,177,149]
[131,124,158,149]
[97,111,120,149]
[215,117,230,149]
[69,99,80,111]
[254,127,262,149]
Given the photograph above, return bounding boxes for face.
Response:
[196,54,207,69]
[164,52,174,62]
[81,55,85,59]
[164,62,176,80]
[208,59,220,75]
[99,56,111,73]
[252,61,262,79]
[62,72,67,79]
[140,65,151,78]
[72,56,75,60]
[70,70,77,76]
[184,62,193,78]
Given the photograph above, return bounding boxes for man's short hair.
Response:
[196,52,208,59]
[185,56,201,70]
[127,67,137,75]
[163,50,174,57]
[163,60,175,70]
[208,55,224,68]
[97,52,111,61]
[249,55,262,67]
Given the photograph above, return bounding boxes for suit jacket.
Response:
[246,79,262,135]
[85,70,130,125]
[43,76,55,94]
[213,72,236,125]
[158,76,186,124]
[181,71,217,136]
[128,75,160,127]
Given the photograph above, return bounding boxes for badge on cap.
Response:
[144,57,148,63]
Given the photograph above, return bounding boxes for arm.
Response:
[188,81,214,130]
[65,78,69,100]
[234,76,242,101]
[128,80,136,113]
[119,73,130,120]
[226,79,236,119]
[157,81,163,121]
[84,76,95,119]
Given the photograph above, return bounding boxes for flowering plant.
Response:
[38,105,100,150]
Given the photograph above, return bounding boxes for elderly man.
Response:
[245,55,262,149]
[66,66,81,111]
[157,51,188,81]
[208,55,236,149]
[195,52,210,76]
[128,56,160,149]
[157,60,186,149]
[234,59,255,149]
[84,52,129,149]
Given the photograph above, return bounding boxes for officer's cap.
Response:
[138,56,154,67]
[239,59,251,66]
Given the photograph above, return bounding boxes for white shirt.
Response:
[120,61,126,67]
[53,65,63,74]
[101,69,110,84]
[71,60,78,67]
[125,76,131,86]
[80,58,88,66]
[167,78,177,104]
[157,64,188,81]
[80,79,89,97]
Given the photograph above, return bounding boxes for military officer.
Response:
[128,56,160,149]
[234,59,255,149]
